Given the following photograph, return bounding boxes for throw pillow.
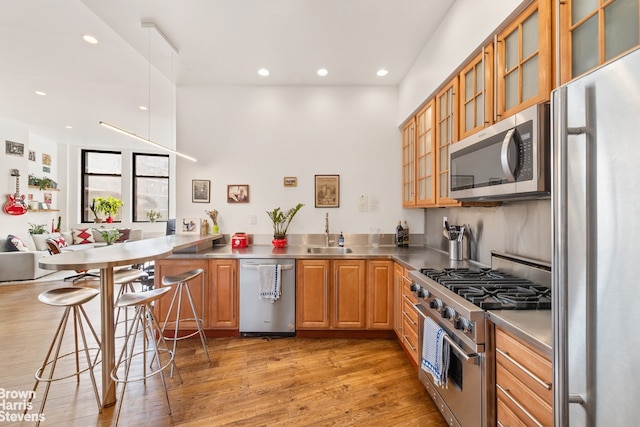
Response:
[117,228,131,243]
[6,234,29,252]
[50,236,68,249]
[71,228,95,245]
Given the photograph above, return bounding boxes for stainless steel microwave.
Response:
[449,103,550,201]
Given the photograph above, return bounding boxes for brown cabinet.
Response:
[459,44,494,140]
[207,259,238,329]
[496,0,552,120]
[401,117,417,207]
[435,78,462,207]
[366,260,394,330]
[402,101,437,208]
[393,263,405,338]
[495,326,553,427]
[396,265,419,367]
[154,258,238,331]
[297,259,381,330]
[154,258,209,329]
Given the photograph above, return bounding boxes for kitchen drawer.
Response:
[496,394,528,427]
[402,317,419,365]
[402,282,417,304]
[495,326,552,404]
[496,361,552,426]
[402,298,419,327]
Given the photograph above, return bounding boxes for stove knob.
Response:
[455,317,470,331]
[417,288,429,298]
[410,282,419,292]
[429,298,443,310]
[441,306,456,320]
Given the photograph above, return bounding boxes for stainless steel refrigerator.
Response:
[552,47,640,426]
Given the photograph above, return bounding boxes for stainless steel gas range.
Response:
[409,252,551,427]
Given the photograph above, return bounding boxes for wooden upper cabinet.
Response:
[459,43,494,140]
[415,100,436,206]
[559,0,640,84]
[401,118,417,207]
[435,78,462,207]
[496,0,552,120]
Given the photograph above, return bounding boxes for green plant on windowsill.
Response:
[98,226,120,245]
[146,209,162,222]
[94,196,124,222]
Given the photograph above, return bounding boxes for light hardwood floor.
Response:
[0,279,447,426]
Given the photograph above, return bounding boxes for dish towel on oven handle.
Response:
[421,316,450,388]
[258,264,281,302]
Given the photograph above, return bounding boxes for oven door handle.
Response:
[415,304,480,365]
[442,334,479,365]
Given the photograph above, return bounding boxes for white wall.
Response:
[397,0,526,124]
[176,85,424,237]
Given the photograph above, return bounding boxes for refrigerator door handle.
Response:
[553,86,588,426]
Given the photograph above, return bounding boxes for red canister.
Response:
[232,232,248,248]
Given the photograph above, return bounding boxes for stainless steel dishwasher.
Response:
[239,259,296,336]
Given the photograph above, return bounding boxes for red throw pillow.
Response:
[50,236,68,249]
[71,228,95,245]
[117,228,131,243]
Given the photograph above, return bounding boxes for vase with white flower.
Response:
[206,209,219,234]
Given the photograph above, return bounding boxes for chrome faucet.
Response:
[324,213,330,247]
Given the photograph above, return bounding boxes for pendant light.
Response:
[100,21,196,162]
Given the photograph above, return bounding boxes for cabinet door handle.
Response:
[232,269,236,319]
[496,348,552,390]
[402,311,416,326]
[403,335,416,352]
[496,383,544,427]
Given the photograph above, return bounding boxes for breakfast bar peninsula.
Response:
[39,233,221,407]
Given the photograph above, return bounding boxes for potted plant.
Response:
[90,198,102,223]
[94,196,124,223]
[98,226,120,245]
[28,223,47,235]
[146,209,162,222]
[266,203,304,248]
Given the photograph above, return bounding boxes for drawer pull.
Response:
[403,335,416,351]
[402,311,417,326]
[497,383,544,427]
[497,348,552,390]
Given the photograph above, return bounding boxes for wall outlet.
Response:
[442,216,448,228]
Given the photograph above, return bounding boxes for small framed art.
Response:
[283,177,297,187]
[227,185,249,203]
[315,175,339,208]
[192,180,210,203]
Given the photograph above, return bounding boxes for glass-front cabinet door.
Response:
[435,78,461,207]
[496,0,552,119]
[560,0,640,83]
[459,43,494,140]
[401,118,416,207]
[415,100,436,206]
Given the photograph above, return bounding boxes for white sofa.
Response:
[0,228,143,282]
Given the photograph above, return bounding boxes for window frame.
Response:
[132,152,170,222]
[81,149,123,223]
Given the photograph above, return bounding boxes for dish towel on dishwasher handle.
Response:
[258,264,281,302]
[421,316,450,388]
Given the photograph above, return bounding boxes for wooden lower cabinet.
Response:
[207,259,238,329]
[495,326,553,427]
[296,259,392,331]
[400,268,419,367]
[154,258,238,331]
[154,258,209,330]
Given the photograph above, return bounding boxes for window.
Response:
[133,153,169,222]
[81,150,122,223]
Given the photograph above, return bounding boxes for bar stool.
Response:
[161,268,210,375]
[111,287,182,426]
[113,268,149,331]
[25,287,102,426]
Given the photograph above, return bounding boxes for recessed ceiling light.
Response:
[83,34,98,44]
[139,105,148,111]
[258,68,270,77]
[376,68,389,77]
[34,90,46,96]
[317,68,328,77]
[65,125,73,129]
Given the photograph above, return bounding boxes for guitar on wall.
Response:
[3,169,28,215]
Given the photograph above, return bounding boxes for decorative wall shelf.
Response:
[28,185,60,191]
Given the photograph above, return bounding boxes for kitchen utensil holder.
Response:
[449,240,463,261]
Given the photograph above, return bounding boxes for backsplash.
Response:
[424,200,551,266]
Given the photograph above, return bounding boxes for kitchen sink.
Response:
[306,247,353,254]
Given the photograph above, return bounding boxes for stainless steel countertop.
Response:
[169,243,552,353]
[486,310,552,358]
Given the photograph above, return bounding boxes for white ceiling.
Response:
[0,0,455,148]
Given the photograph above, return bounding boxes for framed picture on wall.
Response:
[5,140,24,157]
[227,185,249,203]
[315,174,339,208]
[192,179,210,203]
[283,177,297,187]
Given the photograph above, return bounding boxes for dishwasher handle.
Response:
[241,263,294,270]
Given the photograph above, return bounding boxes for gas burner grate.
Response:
[419,268,550,310]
